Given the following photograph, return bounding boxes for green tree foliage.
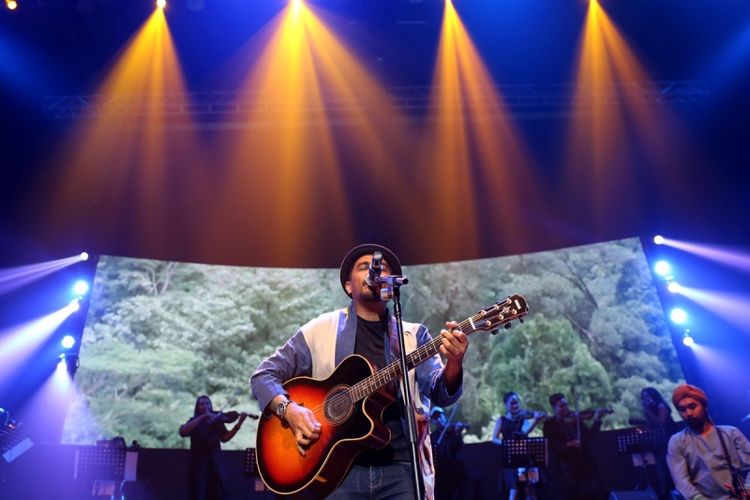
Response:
[62,238,683,448]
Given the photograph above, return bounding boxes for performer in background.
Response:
[430,406,468,500]
[667,383,750,500]
[542,393,608,500]
[492,391,545,500]
[179,395,247,500]
[640,387,678,499]
[250,243,469,499]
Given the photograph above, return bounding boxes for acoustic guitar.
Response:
[256,294,529,497]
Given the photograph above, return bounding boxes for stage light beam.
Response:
[682,331,695,347]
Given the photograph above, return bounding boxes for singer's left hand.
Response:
[440,321,469,389]
[440,321,468,363]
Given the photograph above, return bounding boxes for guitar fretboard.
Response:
[347,297,526,403]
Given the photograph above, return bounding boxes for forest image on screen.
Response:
[62,237,683,449]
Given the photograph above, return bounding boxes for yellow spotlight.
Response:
[6,0,18,11]
[156,0,166,9]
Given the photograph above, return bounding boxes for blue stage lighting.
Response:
[654,260,671,277]
[667,282,681,294]
[670,308,688,325]
[653,235,664,245]
[61,335,76,349]
[73,280,90,296]
[682,331,695,347]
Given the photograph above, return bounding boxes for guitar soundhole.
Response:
[324,385,354,425]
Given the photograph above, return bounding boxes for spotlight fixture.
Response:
[653,235,664,245]
[653,260,672,278]
[682,330,694,347]
[69,299,81,313]
[61,335,76,349]
[670,307,688,325]
[5,0,18,11]
[72,280,90,297]
[156,0,166,9]
[58,353,80,376]
[80,252,89,262]
[667,282,681,294]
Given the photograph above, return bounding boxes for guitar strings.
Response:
[300,308,499,418]
[300,300,521,418]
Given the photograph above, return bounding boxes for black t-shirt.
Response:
[353,315,410,465]
[185,416,228,456]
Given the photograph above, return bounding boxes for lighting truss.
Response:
[42,80,710,124]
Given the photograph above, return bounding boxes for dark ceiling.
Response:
[0,0,749,268]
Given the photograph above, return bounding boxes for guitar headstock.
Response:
[469,295,528,333]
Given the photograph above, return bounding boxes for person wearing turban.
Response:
[666,384,750,499]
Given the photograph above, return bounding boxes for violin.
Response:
[570,408,613,420]
[515,410,548,420]
[208,410,259,424]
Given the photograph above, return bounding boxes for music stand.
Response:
[616,427,666,455]
[0,424,33,464]
[243,447,269,493]
[616,427,666,491]
[74,445,126,480]
[243,448,258,477]
[501,437,548,468]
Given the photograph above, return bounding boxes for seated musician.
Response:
[250,244,470,499]
[542,393,608,500]
[493,391,545,500]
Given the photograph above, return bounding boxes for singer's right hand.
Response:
[285,403,322,457]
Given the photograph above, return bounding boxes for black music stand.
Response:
[74,445,126,481]
[501,437,548,468]
[0,424,33,464]
[243,448,258,477]
[74,442,137,497]
[244,448,270,493]
[616,427,666,455]
[616,427,666,491]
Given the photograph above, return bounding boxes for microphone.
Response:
[366,251,383,287]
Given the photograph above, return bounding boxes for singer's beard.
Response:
[686,416,706,432]
[361,282,383,302]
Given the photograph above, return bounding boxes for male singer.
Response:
[251,243,469,499]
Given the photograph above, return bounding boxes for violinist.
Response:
[542,393,608,500]
[493,391,545,500]
[179,395,248,500]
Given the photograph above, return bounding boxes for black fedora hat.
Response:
[339,243,402,296]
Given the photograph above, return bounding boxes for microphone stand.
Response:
[380,274,422,500]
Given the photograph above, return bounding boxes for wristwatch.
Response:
[274,399,292,421]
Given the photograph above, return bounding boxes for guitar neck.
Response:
[348,318,476,403]
[347,295,528,403]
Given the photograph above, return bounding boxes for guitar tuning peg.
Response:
[504,323,512,330]
[490,329,499,336]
